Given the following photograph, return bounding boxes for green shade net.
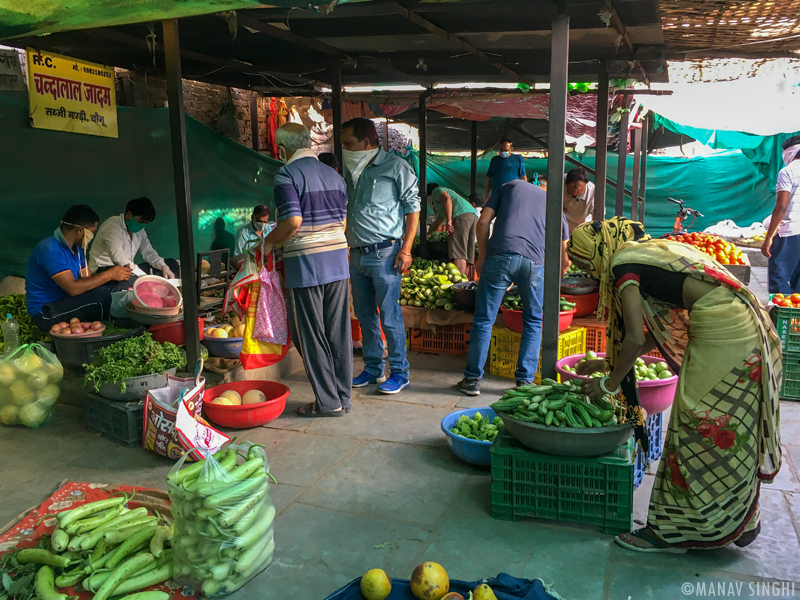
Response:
[0,1,315,39]
[652,114,799,192]
[404,148,776,237]
[0,91,280,280]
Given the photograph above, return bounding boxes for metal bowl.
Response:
[561,276,599,296]
[96,368,178,401]
[451,281,478,312]
[497,411,632,457]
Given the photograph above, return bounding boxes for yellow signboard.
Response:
[26,48,118,138]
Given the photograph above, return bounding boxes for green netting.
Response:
[0,91,280,280]
[0,1,309,39]
[652,114,799,192]
[404,148,776,237]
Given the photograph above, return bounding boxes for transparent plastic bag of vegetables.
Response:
[167,441,276,596]
[0,343,63,428]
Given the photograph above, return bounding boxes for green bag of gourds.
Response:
[167,441,276,597]
[0,343,63,428]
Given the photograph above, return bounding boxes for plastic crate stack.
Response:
[488,325,586,383]
[408,323,471,355]
[572,316,662,359]
[83,393,144,447]
[773,304,800,400]
[490,428,634,534]
[634,413,664,489]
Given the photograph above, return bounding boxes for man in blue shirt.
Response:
[26,205,132,332]
[459,181,570,395]
[233,205,274,267]
[342,118,421,394]
[484,139,527,200]
[262,124,352,417]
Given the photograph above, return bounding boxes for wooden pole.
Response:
[615,110,629,216]
[163,19,200,368]
[630,125,642,221]
[419,91,430,258]
[250,93,259,152]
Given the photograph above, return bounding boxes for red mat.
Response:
[0,481,198,599]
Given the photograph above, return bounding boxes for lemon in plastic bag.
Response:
[0,344,64,428]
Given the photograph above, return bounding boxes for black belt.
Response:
[354,240,397,254]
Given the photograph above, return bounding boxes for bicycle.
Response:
[665,197,703,236]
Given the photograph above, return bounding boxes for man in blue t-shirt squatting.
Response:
[25,205,132,333]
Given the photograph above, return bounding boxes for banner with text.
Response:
[26,48,117,138]
[0,50,25,91]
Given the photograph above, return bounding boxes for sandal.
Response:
[615,528,687,554]
[296,402,344,418]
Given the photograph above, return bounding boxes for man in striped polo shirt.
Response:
[262,123,352,417]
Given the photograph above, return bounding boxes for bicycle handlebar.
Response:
[667,197,683,206]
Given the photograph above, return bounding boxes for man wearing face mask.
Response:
[484,139,527,200]
[762,134,800,293]
[234,205,274,264]
[342,117,421,395]
[562,168,596,234]
[89,197,178,288]
[26,205,131,332]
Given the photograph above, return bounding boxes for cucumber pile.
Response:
[491,380,625,428]
[0,492,174,600]
[399,259,466,310]
[501,295,576,311]
[168,442,276,597]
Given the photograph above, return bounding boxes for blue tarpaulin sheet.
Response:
[324,573,562,600]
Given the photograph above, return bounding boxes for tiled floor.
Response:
[2,347,798,600]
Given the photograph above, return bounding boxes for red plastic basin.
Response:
[501,307,575,334]
[202,381,289,428]
[562,292,599,318]
[555,352,677,415]
[148,318,206,345]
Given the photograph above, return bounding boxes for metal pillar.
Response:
[418,91,430,258]
[542,14,569,382]
[330,62,343,169]
[382,120,389,152]
[639,115,649,225]
[615,110,629,217]
[470,120,478,196]
[630,125,642,221]
[594,65,609,220]
[163,19,200,368]
[250,93,260,152]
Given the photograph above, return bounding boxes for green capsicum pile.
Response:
[399,259,466,310]
[502,295,576,312]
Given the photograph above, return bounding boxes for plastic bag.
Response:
[0,343,63,428]
[253,246,288,345]
[167,441,276,597]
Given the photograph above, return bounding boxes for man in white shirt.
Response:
[762,135,800,294]
[89,197,176,290]
[562,168,596,233]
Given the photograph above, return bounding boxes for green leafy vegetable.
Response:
[83,333,184,392]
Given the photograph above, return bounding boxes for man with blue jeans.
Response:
[460,180,570,395]
[342,118,421,394]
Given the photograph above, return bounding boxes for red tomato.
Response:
[791,293,800,303]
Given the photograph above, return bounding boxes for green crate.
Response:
[490,428,634,534]
[781,351,800,401]
[773,305,800,354]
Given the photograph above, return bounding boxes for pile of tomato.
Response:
[772,293,800,308]
[665,232,746,265]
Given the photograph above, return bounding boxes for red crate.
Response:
[571,316,662,359]
[409,323,471,355]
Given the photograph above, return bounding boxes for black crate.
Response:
[83,393,144,447]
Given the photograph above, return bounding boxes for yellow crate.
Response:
[488,325,587,382]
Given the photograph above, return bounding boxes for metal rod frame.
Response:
[639,115,649,225]
[470,120,478,196]
[419,91,430,258]
[615,110,629,216]
[250,93,259,153]
[594,65,609,220]
[163,19,200,368]
[330,62,343,171]
[630,125,642,221]
[542,14,569,382]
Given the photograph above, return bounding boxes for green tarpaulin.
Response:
[652,114,799,192]
[0,91,280,280]
[404,148,776,237]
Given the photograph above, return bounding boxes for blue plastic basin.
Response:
[441,407,497,467]
[202,327,243,359]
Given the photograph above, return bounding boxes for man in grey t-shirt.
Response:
[459,180,570,395]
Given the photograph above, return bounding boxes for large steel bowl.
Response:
[96,368,178,401]
[561,276,599,296]
[497,411,632,457]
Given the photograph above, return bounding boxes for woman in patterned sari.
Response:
[567,217,782,553]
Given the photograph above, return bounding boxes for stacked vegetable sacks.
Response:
[168,442,276,597]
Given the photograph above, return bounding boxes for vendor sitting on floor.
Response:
[427,183,479,277]
[26,205,132,332]
[89,197,178,290]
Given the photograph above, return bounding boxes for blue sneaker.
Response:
[352,370,387,388]
[378,373,410,395]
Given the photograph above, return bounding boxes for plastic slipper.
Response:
[296,402,344,418]
[615,529,687,554]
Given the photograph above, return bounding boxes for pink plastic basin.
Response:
[555,352,677,416]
